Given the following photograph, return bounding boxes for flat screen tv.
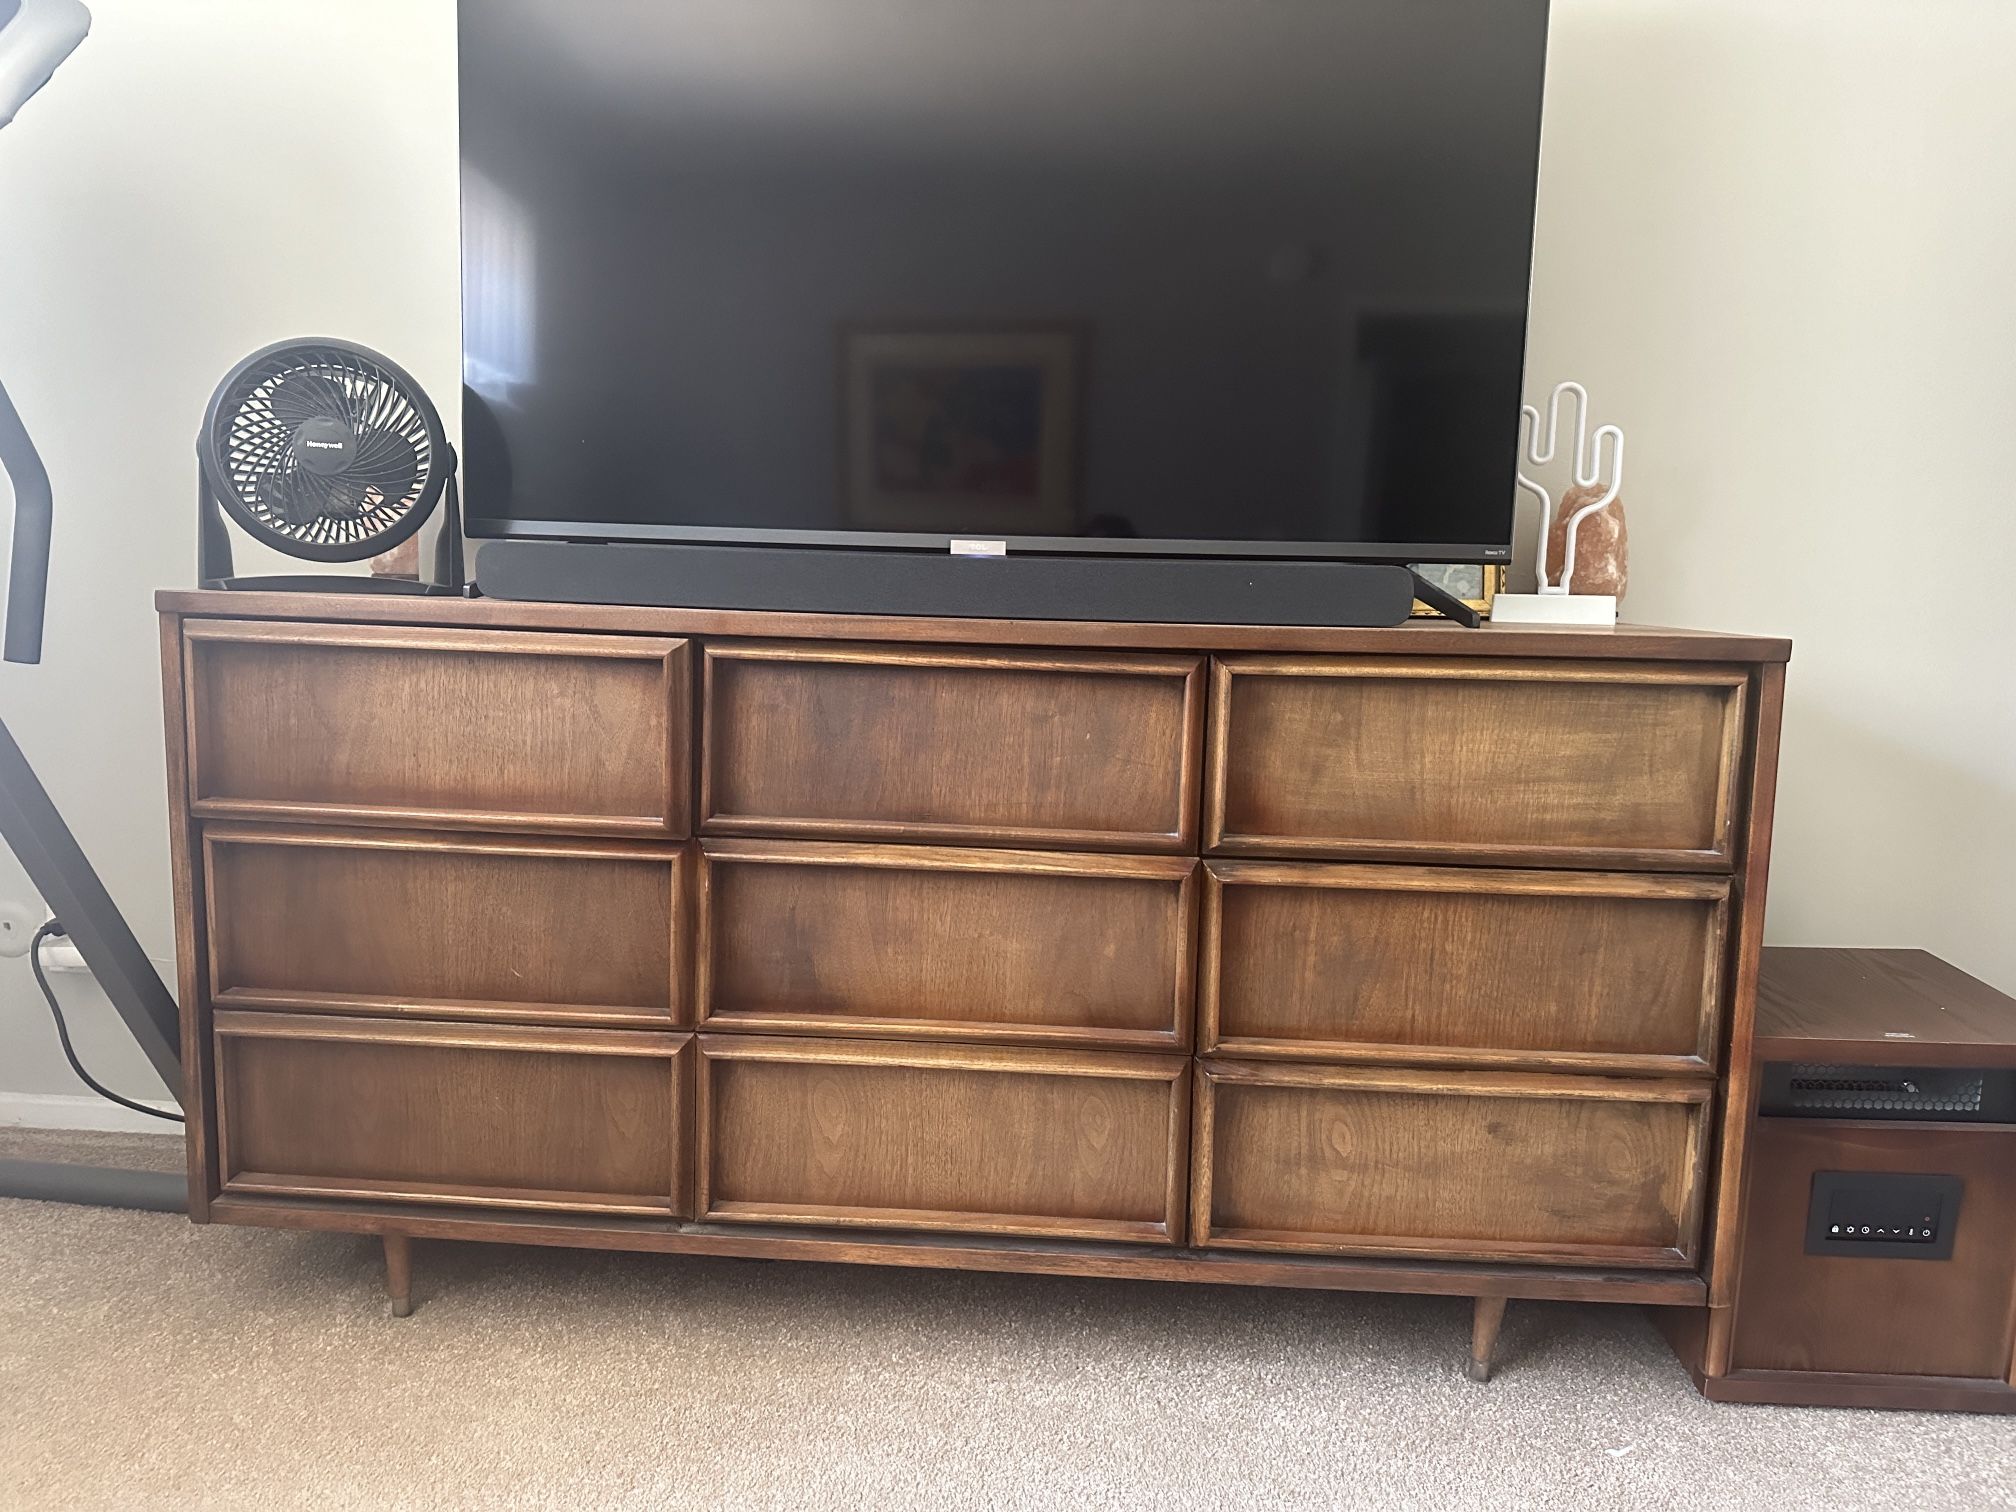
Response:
[458,0,1550,567]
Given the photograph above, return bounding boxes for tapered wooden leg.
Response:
[1467,1295,1507,1382]
[383,1233,413,1318]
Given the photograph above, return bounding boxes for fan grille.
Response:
[216,343,436,553]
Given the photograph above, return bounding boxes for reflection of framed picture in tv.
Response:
[840,323,1085,534]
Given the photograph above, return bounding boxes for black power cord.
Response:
[27,919,183,1124]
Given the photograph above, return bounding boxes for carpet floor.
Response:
[1,1131,2010,1511]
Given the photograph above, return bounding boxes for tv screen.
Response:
[459,0,1550,563]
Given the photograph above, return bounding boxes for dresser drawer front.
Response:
[1206,657,1747,869]
[1195,1064,1710,1266]
[700,642,1204,851]
[184,620,691,835]
[699,841,1195,1047]
[204,827,688,1027]
[698,1036,1189,1242]
[1203,863,1729,1073]
[215,1014,692,1215]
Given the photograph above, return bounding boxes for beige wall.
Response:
[0,1,458,1114]
[0,0,2010,1120]
[1524,1,2016,993]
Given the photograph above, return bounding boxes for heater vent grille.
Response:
[1785,1064,1985,1116]
[1761,1062,2016,1122]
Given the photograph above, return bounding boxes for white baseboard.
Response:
[0,1091,184,1135]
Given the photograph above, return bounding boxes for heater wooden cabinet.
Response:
[1662,947,2016,1412]
[158,591,1788,1368]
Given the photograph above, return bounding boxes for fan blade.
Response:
[348,427,422,505]
[267,370,349,429]
[226,425,291,478]
[257,468,320,529]
[318,476,367,520]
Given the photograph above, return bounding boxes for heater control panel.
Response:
[1805,1171,1963,1260]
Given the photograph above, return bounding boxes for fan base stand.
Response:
[198,447,472,597]
[202,574,475,596]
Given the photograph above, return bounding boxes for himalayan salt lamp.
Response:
[1543,482,1628,599]
[370,535,420,579]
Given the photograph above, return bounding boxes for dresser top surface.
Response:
[156,589,1792,664]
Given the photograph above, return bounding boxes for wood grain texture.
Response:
[1727,1120,2016,1382]
[155,588,1795,664]
[183,620,691,835]
[1206,656,1748,870]
[1468,1294,1509,1382]
[1703,662,1785,1365]
[1701,1369,2016,1415]
[699,641,1204,851]
[382,1232,413,1316]
[206,1193,1710,1304]
[204,826,689,1028]
[158,612,213,1219]
[157,598,1791,1313]
[1201,862,1729,1073]
[1755,946,2016,1067]
[698,839,1195,1048]
[214,1012,692,1216]
[1193,1061,1711,1267]
[697,1034,1189,1243]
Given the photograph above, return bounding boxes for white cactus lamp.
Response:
[1492,380,1625,626]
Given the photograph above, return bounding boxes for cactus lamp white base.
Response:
[1489,592,1618,626]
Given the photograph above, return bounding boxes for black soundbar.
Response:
[474,540,1421,627]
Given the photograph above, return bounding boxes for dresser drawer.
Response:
[699,840,1196,1048]
[1205,656,1748,870]
[183,620,691,835]
[1194,1063,1711,1266]
[697,1036,1189,1242]
[1202,862,1729,1074]
[204,826,689,1028]
[699,641,1204,852]
[214,1013,692,1216]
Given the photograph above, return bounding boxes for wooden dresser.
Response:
[156,590,1789,1376]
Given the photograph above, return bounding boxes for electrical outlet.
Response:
[0,901,45,959]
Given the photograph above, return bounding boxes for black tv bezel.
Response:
[461,513,1517,567]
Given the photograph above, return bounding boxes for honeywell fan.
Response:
[197,338,468,593]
